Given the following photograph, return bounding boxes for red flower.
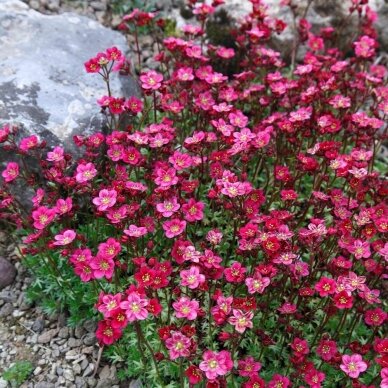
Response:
[185,365,203,385]
[95,320,122,345]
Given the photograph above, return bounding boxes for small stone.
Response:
[47,0,60,11]
[36,383,55,388]
[90,1,106,11]
[96,379,115,388]
[86,377,97,387]
[38,328,59,344]
[56,366,63,376]
[12,309,26,318]
[129,380,143,388]
[75,376,86,388]
[74,326,85,339]
[73,363,82,375]
[98,365,110,380]
[0,378,7,388]
[82,364,94,377]
[32,318,45,333]
[63,369,74,382]
[81,358,88,370]
[58,327,69,339]
[34,366,43,376]
[83,332,96,346]
[83,320,96,333]
[82,346,94,354]
[0,257,16,290]
[0,302,14,317]
[68,337,82,348]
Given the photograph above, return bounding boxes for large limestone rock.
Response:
[0,0,138,154]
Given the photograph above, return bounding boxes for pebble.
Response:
[68,337,82,348]
[58,327,69,339]
[63,369,75,382]
[0,302,14,317]
[34,366,43,376]
[38,328,59,344]
[31,317,45,333]
[83,332,96,346]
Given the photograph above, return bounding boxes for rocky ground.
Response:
[0,230,139,388]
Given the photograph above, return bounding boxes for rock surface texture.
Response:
[0,0,137,153]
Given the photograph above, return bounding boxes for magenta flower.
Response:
[32,206,56,230]
[238,356,261,377]
[180,266,205,289]
[92,189,117,211]
[156,197,180,217]
[97,293,122,318]
[245,273,270,294]
[120,292,149,322]
[228,309,254,333]
[173,297,199,320]
[2,162,19,183]
[348,239,371,259]
[140,70,163,90]
[154,168,178,188]
[199,350,233,380]
[46,146,64,162]
[55,198,72,215]
[162,218,186,238]
[53,229,76,246]
[165,331,191,360]
[182,198,205,222]
[340,354,368,379]
[90,255,115,279]
[75,162,97,183]
[123,225,148,238]
[97,238,121,259]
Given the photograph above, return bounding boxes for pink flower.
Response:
[268,374,290,388]
[97,293,122,318]
[124,225,148,238]
[165,331,191,360]
[305,368,325,388]
[314,277,337,297]
[75,163,97,183]
[340,354,368,378]
[354,35,376,58]
[348,239,371,259]
[155,168,178,188]
[238,356,261,377]
[156,197,180,217]
[180,266,205,289]
[245,273,270,294]
[173,297,199,320]
[316,339,337,361]
[120,292,149,322]
[2,162,19,183]
[53,229,76,246]
[55,198,72,215]
[98,238,121,259]
[46,146,64,162]
[182,198,204,222]
[140,70,163,90]
[74,262,94,282]
[176,67,194,81]
[90,255,115,279]
[19,135,38,152]
[93,189,117,211]
[163,218,186,238]
[228,309,254,333]
[199,350,233,380]
[364,308,387,326]
[32,206,56,230]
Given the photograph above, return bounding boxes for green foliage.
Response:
[2,360,34,386]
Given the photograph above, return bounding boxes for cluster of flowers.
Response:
[1,0,387,386]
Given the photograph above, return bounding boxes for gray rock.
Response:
[83,332,96,346]
[129,380,143,388]
[83,320,97,333]
[0,302,14,317]
[0,378,7,388]
[38,328,59,344]
[68,337,82,348]
[74,325,85,339]
[58,327,69,339]
[0,257,16,289]
[31,317,45,333]
[36,383,55,388]
[96,379,116,388]
[0,0,138,157]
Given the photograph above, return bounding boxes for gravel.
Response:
[0,230,123,388]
